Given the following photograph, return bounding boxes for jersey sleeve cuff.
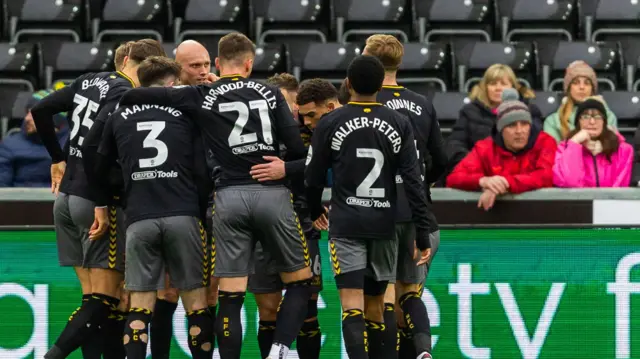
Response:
[415,230,431,250]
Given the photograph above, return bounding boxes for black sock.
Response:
[80,294,104,359]
[209,305,217,349]
[215,291,245,359]
[365,319,386,359]
[124,308,152,359]
[271,280,312,353]
[342,309,368,359]
[296,319,321,359]
[382,303,398,359]
[400,292,432,354]
[398,326,416,359]
[258,320,276,358]
[151,298,178,359]
[103,310,127,359]
[46,294,118,359]
[187,308,214,359]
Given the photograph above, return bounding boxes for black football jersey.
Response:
[31,71,135,201]
[378,86,446,227]
[305,102,432,241]
[97,103,204,226]
[118,75,307,188]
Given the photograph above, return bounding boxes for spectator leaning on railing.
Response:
[544,60,617,143]
[553,97,632,188]
[0,90,68,187]
[445,63,542,172]
[446,89,556,210]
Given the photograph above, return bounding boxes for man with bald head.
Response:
[175,40,218,85]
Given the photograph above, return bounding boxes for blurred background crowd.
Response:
[1,0,640,202]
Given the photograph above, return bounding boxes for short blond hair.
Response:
[114,41,135,70]
[364,34,404,72]
[469,63,535,108]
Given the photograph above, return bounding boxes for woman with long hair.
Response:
[553,97,632,187]
[544,60,617,142]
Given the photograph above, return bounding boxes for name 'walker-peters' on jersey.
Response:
[305,102,432,245]
[377,85,447,225]
[117,75,307,187]
[92,103,211,227]
[31,71,135,203]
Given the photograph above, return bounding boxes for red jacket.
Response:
[446,131,557,194]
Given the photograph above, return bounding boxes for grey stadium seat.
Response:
[429,92,470,135]
[250,44,288,80]
[333,0,411,43]
[414,0,492,45]
[600,91,640,137]
[0,91,33,138]
[174,0,246,44]
[7,0,82,45]
[582,0,640,42]
[530,91,561,120]
[454,41,536,92]
[254,0,328,46]
[0,42,39,91]
[298,42,361,85]
[90,0,168,43]
[397,42,451,94]
[41,42,115,88]
[496,0,576,43]
[537,41,620,92]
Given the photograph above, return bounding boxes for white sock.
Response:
[268,343,290,358]
[417,352,432,359]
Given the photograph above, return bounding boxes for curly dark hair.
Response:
[296,78,339,106]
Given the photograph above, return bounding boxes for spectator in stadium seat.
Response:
[544,61,617,143]
[445,64,542,173]
[0,90,68,187]
[553,97,632,188]
[446,89,555,210]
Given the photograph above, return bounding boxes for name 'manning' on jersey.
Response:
[97,103,205,226]
[117,75,307,188]
[30,71,135,202]
[305,102,432,240]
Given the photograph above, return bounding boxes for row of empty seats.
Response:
[1,40,639,96]
[2,0,640,45]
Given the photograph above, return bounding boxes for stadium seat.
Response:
[90,0,168,43]
[41,42,115,88]
[414,0,492,45]
[162,42,178,58]
[496,0,576,43]
[582,0,640,42]
[7,0,83,45]
[333,0,411,43]
[173,0,246,44]
[537,41,620,92]
[0,42,39,92]
[454,41,535,92]
[251,43,288,80]
[254,0,328,46]
[530,91,561,119]
[298,42,361,85]
[0,90,33,138]
[396,42,451,94]
[600,91,640,137]
[429,91,470,135]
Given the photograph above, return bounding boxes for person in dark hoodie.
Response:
[445,64,542,173]
[446,88,556,210]
[0,90,68,187]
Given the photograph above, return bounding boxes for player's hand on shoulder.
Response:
[250,156,286,181]
[89,207,109,240]
[50,161,66,196]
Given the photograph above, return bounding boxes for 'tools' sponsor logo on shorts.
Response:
[131,170,179,181]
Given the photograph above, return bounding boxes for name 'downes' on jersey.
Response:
[121,104,183,181]
[331,116,402,209]
[201,80,278,155]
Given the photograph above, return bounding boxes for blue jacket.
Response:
[0,123,68,187]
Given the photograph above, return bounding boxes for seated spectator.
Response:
[544,60,617,143]
[0,90,68,187]
[553,98,632,188]
[446,64,542,172]
[446,89,556,210]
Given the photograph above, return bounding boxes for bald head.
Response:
[175,40,211,85]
